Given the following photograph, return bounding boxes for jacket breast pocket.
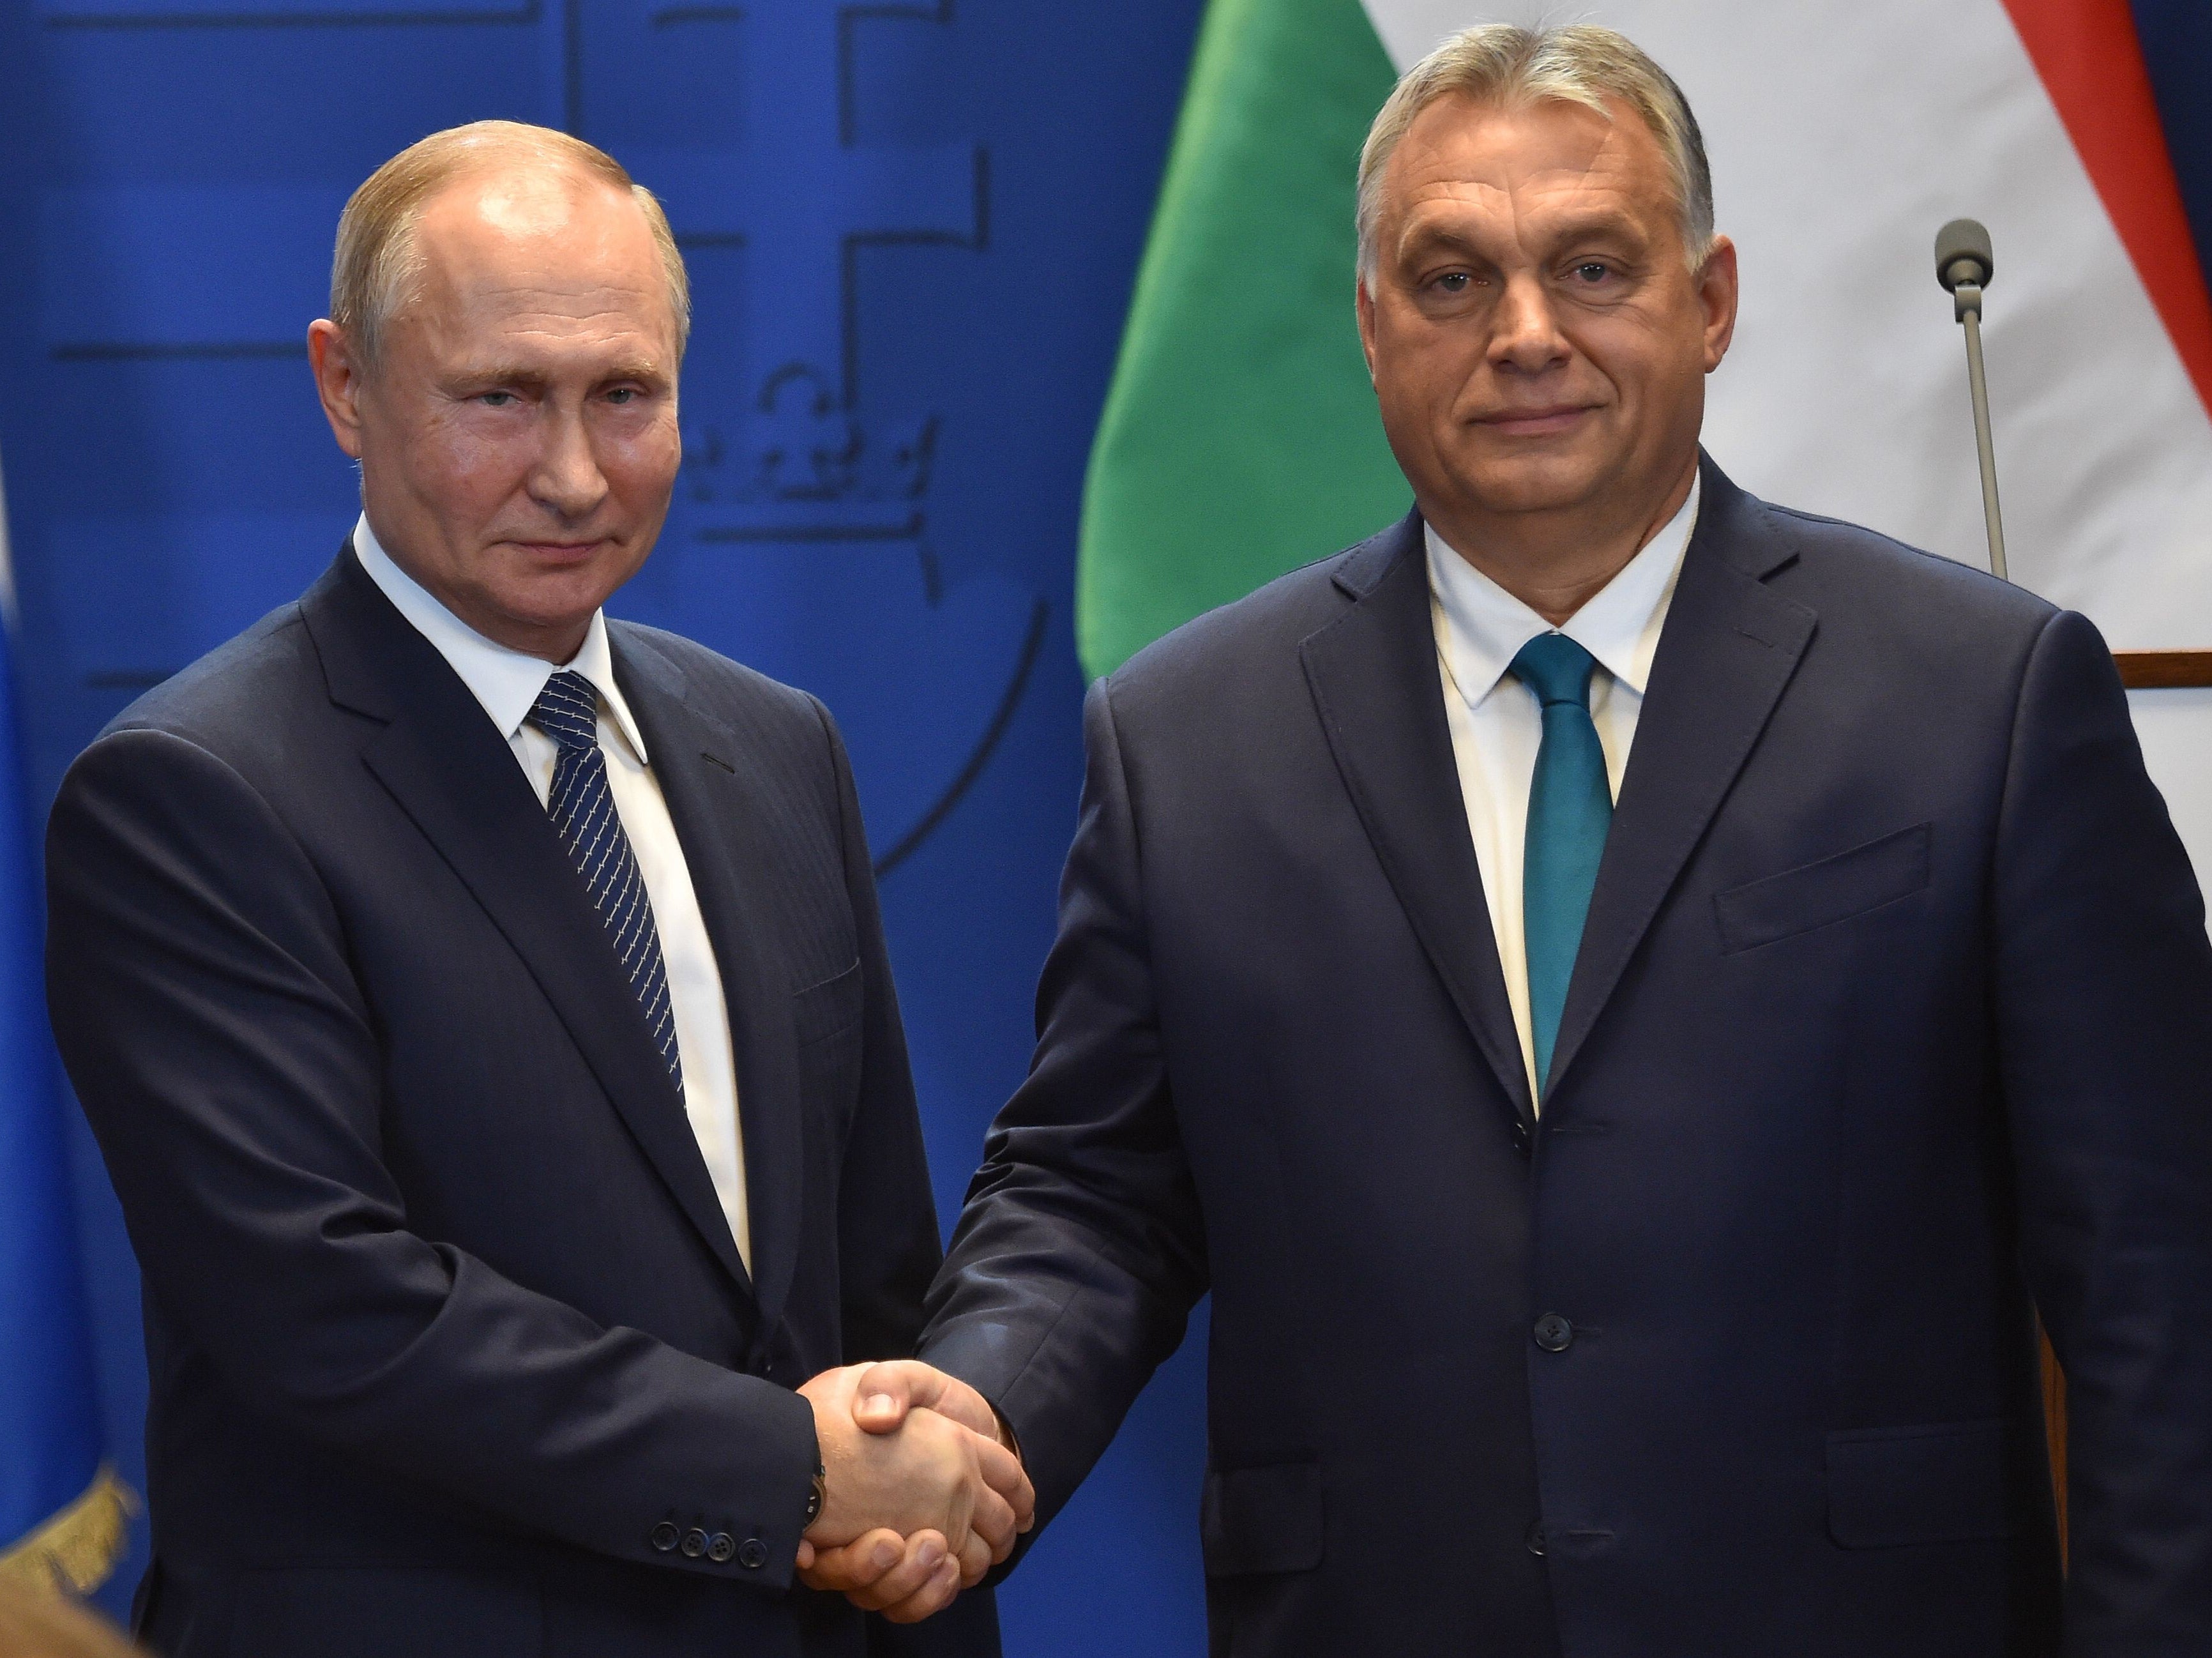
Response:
[792,957,863,1049]
[1713,823,1932,954]
[1825,1419,2025,1548]
[1201,1461,1325,1578]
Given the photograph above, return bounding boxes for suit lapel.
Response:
[1302,515,1536,1127]
[613,633,805,1346]
[300,552,755,1300]
[1544,461,1817,1100]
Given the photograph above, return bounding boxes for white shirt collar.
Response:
[351,512,649,763]
[1427,473,1700,711]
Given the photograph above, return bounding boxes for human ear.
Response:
[307,319,368,460]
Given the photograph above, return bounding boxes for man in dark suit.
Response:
[813,22,2212,1654]
[43,121,1025,1657]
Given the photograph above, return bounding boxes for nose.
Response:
[528,404,610,522]
[1490,273,1570,376]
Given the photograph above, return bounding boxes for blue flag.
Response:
[0,480,128,1595]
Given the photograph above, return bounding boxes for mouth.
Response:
[508,538,610,563]
[1474,405,1596,437]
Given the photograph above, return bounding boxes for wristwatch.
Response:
[805,1459,826,1525]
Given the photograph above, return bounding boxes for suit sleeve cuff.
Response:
[634,1378,820,1591]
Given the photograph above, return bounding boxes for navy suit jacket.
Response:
[45,549,998,1658]
[921,458,2212,1655]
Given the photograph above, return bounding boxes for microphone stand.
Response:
[1944,215,2067,1564]
[1936,218,2008,582]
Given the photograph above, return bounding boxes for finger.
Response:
[954,1528,992,1588]
[973,1434,1036,1529]
[966,1484,1017,1560]
[799,1530,905,1595]
[879,1555,963,1625]
[847,1532,947,1613]
[795,1539,815,1572]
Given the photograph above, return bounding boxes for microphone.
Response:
[1935,218,2009,582]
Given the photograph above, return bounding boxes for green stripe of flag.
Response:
[1076,0,1406,680]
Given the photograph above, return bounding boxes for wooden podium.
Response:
[2114,651,2212,689]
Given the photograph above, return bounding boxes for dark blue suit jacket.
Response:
[921,458,2212,1655]
[45,549,998,1658]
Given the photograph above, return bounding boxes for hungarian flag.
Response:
[1077,0,2212,680]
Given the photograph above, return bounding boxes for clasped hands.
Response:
[797,1360,1033,1623]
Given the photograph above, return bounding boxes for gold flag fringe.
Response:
[0,1466,137,1597]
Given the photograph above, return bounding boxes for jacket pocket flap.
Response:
[1201,1461,1325,1578]
[1715,823,1931,954]
[1826,1418,2023,1548]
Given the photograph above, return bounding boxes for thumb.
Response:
[851,1360,926,1434]
[860,1361,1003,1441]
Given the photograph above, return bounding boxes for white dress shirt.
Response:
[1427,476,1700,1100]
[353,515,752,1270]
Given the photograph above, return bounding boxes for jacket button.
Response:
[707,1532,737,1563]
[679,1528,709,1558]
[1533,1313,1574,1352]
[1526,1520,1547,1556]
[649,1521,680,1553]
[737,1537,769,1571]
[1510,1120,1532,1157]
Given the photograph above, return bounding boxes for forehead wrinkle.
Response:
[1391,97,1635,203]
[477,294,658,329]
[406,264,673,360]
[1393,118,1659,270]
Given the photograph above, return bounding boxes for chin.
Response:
[1453,453,1605,517]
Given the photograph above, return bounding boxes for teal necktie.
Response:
[1513,633,1612,1102]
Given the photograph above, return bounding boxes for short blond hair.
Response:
[1356,24,1715,279]
[330,120,690,367]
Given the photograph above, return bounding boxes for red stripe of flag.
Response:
[2002,0,2212,417]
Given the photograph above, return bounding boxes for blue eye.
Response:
[607,388,637,405]
[1437,273,1471,293]
[1573,262,1610,284]
[480,391,516,407]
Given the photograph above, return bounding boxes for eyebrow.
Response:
[1397,211,1650,264]
[448,361,669,387]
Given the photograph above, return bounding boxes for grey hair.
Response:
[1356,24,1715,281]
[330,120,691,369]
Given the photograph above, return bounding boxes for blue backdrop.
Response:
[0,1,1210,1649]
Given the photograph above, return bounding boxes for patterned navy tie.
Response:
[526,671,683,1093]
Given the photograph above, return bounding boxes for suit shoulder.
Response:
[1757,498,2054,634]
[93,601,319,757]
[1103,526,1398,704]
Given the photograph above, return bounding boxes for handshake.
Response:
[796,1360,1036,1624]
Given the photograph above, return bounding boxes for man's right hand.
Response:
[796,1364,1028,1602]
[796,1361,1032,1621]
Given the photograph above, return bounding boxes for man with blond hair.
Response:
[814,22,2212,1654]
[45,122,1023,1657]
